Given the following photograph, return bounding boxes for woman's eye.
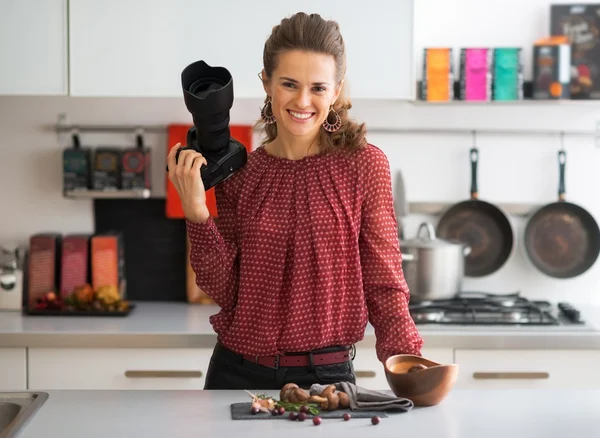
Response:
[282,82,296,89]
[313,86,326,92]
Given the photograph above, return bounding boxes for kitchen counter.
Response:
[1,302,600,349]
[16,388,600,438]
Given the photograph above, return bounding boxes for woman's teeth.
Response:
[288,110,313,120]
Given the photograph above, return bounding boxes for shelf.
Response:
[408,202,541,217]
[413,80,600,106]
[64,189,151,199]
[410,99,600,106]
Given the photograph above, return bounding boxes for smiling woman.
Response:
[167,11,423,392]
[256,12,367,159]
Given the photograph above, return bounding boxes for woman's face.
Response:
[263,50,341,140]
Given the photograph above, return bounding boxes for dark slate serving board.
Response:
[230,403,391,420]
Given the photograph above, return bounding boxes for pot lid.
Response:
[401,222,464,249]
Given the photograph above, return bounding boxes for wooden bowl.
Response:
[384,354,459,406]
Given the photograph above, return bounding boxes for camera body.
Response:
[179,126,248,191]
[167,60,248,191]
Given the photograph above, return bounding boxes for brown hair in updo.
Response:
[256,12,367,154]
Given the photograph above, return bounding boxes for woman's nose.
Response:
[295,89,311,108]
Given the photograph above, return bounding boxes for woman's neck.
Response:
[266,131,320,160]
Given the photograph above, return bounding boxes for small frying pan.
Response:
[524,150,600,278]
[436,148,515,277]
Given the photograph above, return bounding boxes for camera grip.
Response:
[165,145,199,172]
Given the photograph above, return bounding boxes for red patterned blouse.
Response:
[187,143,423,363]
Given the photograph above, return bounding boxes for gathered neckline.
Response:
[254,145,331,166]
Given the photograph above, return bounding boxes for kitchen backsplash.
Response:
[1,91,600,304]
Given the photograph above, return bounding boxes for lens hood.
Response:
[182,60,234,118]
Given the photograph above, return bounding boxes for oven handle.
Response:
[473,372,550,380]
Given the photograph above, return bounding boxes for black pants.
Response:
[204,342,356,390]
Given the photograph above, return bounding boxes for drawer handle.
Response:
[473,372,550,380]
[125,370,203,378]
[355,370,376,378]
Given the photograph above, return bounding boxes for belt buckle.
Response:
[257,355,280,370]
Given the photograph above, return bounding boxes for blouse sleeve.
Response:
[358,147,424,363]
[186,183,239,311]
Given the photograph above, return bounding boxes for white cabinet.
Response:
[0,0,68,95]
[353,347,454,390]
[28,348,213,390]
[454,349,600,390]
[0,348,27,390]
[68,0,414,99]
[413,0,552,82]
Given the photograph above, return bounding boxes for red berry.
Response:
[343,413,351,421]
[288,412,298,421]
[251,407,260,415]
[371,416,380,425]
[297,412,307,421]
[299,405,309,414]
[271,409,279,416]
[278,407,285,415]
[313,416,322,425]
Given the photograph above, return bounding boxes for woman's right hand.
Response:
[167,143,210,223]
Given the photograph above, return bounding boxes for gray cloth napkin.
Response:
[310,382,414,412]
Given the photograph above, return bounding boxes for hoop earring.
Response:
[260,97,276,125]
[322,106,342,132]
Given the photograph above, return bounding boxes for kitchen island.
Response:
[1,301,600,349]
[16,388,600,437]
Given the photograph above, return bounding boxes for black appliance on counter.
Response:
[409,291,585,326]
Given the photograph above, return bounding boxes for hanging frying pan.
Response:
[436,147,515,277]
[524,150,600,278]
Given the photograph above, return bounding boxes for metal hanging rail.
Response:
[51,123,600,137]
[53,110,600,137]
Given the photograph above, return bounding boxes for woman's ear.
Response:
[261,69,271,96]
[333,79,344,104]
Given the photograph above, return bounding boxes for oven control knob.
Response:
[558,302,581,323]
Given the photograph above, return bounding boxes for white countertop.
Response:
[1,302,600,349]
[16,388,600,438]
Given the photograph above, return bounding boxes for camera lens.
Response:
[182,61,234,153]
[189,78,226,98]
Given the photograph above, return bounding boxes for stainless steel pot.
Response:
[400,222,471,301]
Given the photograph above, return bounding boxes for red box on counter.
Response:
[60,234,90,298]
[27,234,61,309]
[91,233,126,299]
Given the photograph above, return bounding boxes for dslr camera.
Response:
[167,60,248,190]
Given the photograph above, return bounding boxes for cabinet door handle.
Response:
[125,370,203,378]
[355,370,376,378]
[473,372,549,380]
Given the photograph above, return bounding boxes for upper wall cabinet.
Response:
[68,0,414,99]
[0,0,68,95]
[413,0,552,82]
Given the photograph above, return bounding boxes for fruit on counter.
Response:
[95,285,120,305]
[34,291,62,310]
[371,415,380,425]
[32,283,131,313]
[73,284,94,303]
[343,413,351,421]
[408,364,428,372]
[312,416,322,425]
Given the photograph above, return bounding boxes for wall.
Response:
[1,0,600,304]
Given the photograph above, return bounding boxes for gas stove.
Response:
[409,291,584,326]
